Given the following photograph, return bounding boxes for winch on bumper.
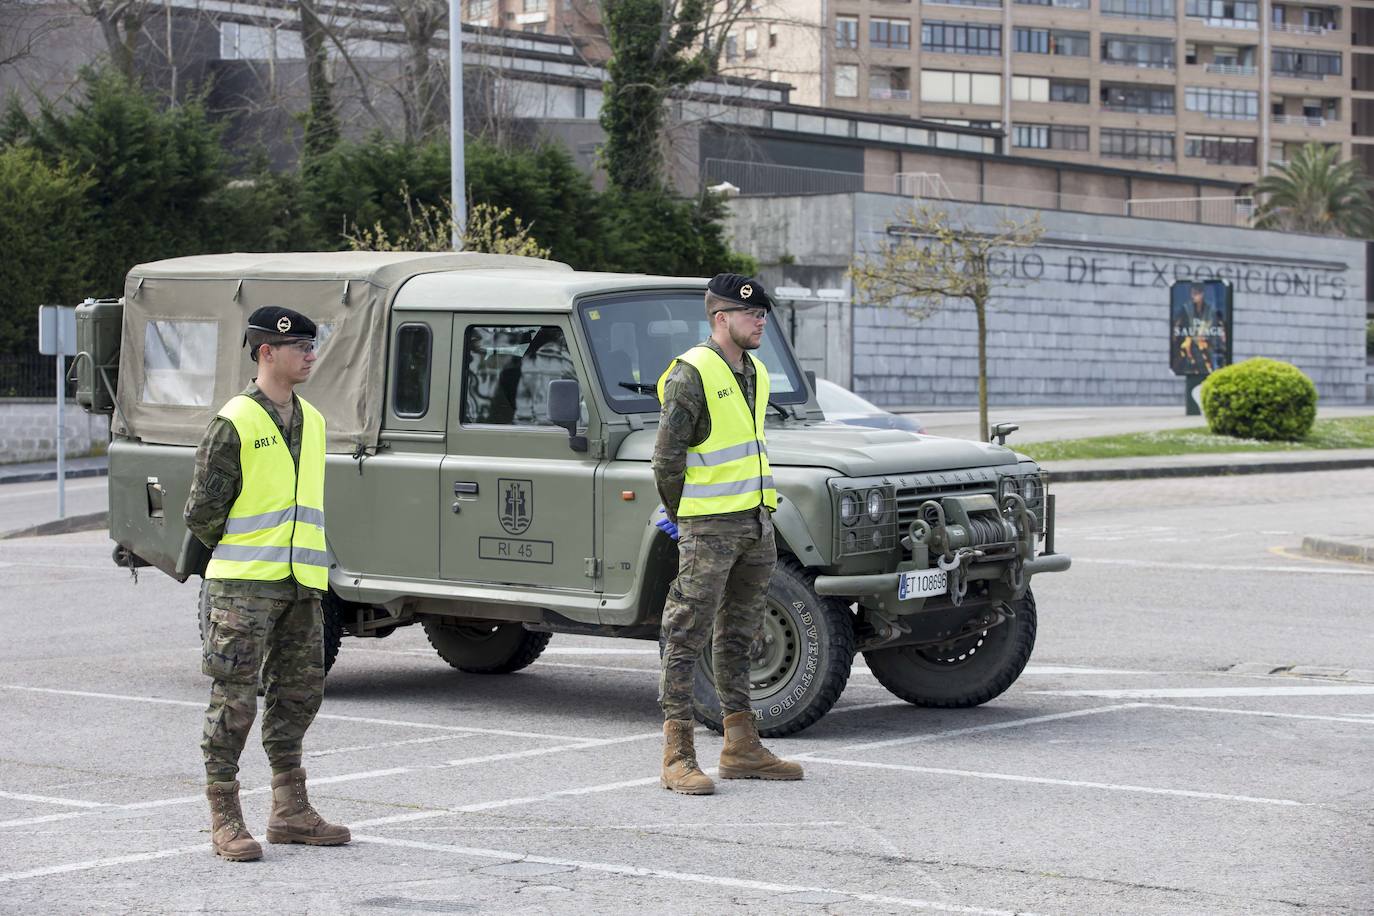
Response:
[813,485,1071,650]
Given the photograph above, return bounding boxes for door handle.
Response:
[454,481,479,495]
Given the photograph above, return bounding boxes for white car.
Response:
[814,378,926,434]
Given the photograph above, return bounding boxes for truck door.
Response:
[439,318,599,593]
[327,311,451,582]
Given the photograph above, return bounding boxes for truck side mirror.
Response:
[547,379,588,453]
[990,422,1019,446]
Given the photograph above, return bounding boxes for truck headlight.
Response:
[999,475,1021,501]
[839,492,861,527]
[866,488,885,523]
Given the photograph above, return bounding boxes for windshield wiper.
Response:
[618,381,657,394]
[767,400,792,420]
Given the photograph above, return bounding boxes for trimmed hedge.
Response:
[1200,357,1318,442]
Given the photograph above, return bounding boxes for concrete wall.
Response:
[727,192,1369,407]
[0,400,110,465]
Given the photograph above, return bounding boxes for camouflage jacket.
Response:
[184,382,318,600]
[652,338,771,530]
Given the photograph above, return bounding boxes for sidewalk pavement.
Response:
[0,455,110,485]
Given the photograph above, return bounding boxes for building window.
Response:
[1101,35,1176,68]
[1012,76,1049,102]
[724,33,738,60]
[523,0,547,11]
[744,26,758,56]
[1051,80,1090,103]
[835,15,858,49]
[834,63,858,97]
[920,69,1002,105]
[1101,127,1176,160]
[466,0,494,19]
[1185,0,1258,26]
[1185,87,1259,119]
[1101,0,1175,19]
[769,26,778,48]
[1016,0,1090,7]
[1271,48,1342,78]
[1013,123,1089,150]
[872,18,913,50]
[1185,134,1258,165]
[869,66,912,100]
[921,21,999,55]
[1101,83,1175,113]
[1014,28,1089,56]
[926,0,1004,7]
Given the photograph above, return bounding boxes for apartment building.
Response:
[726,0,1358,183]
[464,0,606,56]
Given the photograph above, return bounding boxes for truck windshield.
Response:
[577,291,808,416]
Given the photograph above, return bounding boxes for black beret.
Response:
[708,273,773,313]
[244,306,317,344]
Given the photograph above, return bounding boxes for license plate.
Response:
[898,568,948,601]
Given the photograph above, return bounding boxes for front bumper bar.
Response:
[813,552,1072,598]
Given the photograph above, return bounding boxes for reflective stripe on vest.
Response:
[657,347,778,518]
[205,395,329,590]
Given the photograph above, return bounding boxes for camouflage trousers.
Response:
[659,511,777,722]
[201,594,324,782]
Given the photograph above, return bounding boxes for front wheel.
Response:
[686,557,856,738]
[422,619,551,674]
[863,590,1037,708]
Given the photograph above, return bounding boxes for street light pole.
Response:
[450,0,466,250]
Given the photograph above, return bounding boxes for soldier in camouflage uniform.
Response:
[185,306,349,861]
[652,274,804,795]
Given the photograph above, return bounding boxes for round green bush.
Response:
[1200,357,1317,442]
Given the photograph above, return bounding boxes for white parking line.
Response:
[353,834,1039,916]
[803,758,1304,807]
[0,791,109,810]
[0,684,589,741]
[1140,703,1374,725]
[1032,687,1374,699]
[825,705,1142,754]
[306,733,475,758]
[0,845,206,884]
[1074,557,1374,576]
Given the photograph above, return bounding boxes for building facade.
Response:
[726,0,1367,184]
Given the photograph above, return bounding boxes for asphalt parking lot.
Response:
[1,471,1372,914]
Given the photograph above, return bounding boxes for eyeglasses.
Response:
[274,340,316,354]
[718,307,768,321]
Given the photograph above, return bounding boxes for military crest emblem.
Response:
[498,478,533,535]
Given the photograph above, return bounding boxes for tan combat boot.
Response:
[718,712,804,780]
[206,781,262,861]
[661,719,715,795]
[265,767,351,846]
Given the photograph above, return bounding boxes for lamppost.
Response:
[450,1,466,250]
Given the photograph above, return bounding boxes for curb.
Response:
[1300,535,1374,565]
[1046,455,1374,483]
[1,511,108,540]
[0,466,109,486]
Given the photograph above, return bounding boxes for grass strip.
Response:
[1019,416,1374,462]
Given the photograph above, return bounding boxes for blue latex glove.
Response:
[653,505,679,541]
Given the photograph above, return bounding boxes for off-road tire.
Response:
[422,620,552,674]
[198,581,344,677]
[685,556,856,738]
[863,590,1037,708]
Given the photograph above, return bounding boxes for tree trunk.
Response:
[975,296,988,443]
[299,1,339,163]
[94,9,137,82]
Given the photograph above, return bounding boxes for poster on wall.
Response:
[1169,279,1232,376]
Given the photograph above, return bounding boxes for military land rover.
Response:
[75,251,1070,737]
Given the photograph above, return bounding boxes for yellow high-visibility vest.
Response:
[657,346,777,518]
[204,394,329,590]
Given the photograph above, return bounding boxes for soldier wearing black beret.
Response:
[185,304,349,861]
[650,274,803,795]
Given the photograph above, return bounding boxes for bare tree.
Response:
[389,0,447,142]
[69,0,157,82]
[298,0,341,159]
[0,1,74,72]
[848,205,1044,442]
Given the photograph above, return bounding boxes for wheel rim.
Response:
[915,629,988,666]
[699,598,802,699]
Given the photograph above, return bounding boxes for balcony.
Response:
[1103,59,1176,70]
[1272,70,1334,81]
[1204,63,1257,75]
[1186,16,1258,29]
[1272,113,1334,126]
[870,87,913,100]
[1270,22,1338,36]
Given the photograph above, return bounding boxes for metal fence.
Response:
[0,352,76,399]
[702,158,866,197]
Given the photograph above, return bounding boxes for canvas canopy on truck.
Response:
[115,251,571,453]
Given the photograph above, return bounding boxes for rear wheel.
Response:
[684,557,855,738]
[863,590,1037,708]
[422,619,551,674]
